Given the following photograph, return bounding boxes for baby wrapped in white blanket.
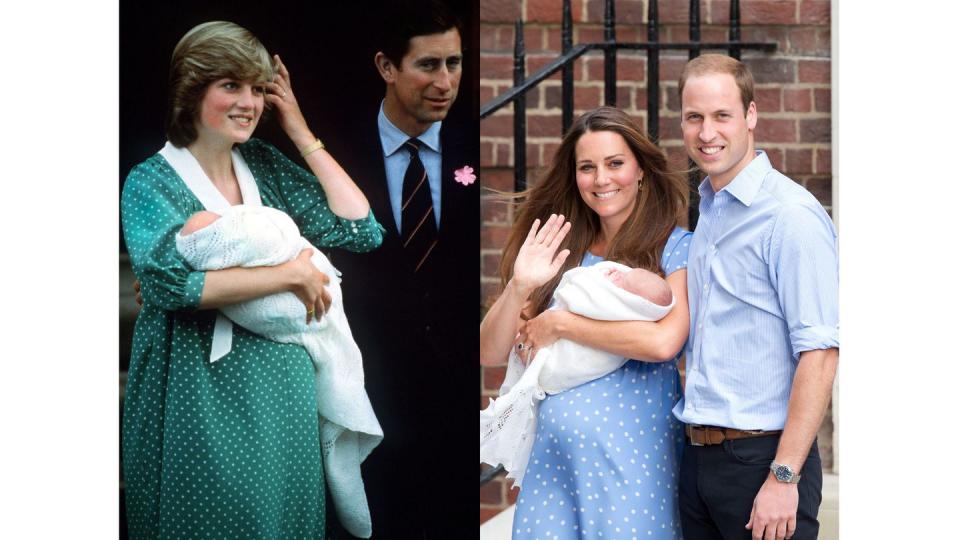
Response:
[175,204,382,538]
[479,260,674,487]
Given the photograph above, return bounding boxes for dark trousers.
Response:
[679,435,823,540]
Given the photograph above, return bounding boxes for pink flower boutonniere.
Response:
[454,165,476,186]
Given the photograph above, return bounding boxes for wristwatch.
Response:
[769,461,801,484]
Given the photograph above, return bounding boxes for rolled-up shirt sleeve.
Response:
[767,202,839,359]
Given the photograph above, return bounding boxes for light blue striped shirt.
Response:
[673,151,839,430]
[377,102,442,233]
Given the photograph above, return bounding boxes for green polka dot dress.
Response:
[121,138,384,539]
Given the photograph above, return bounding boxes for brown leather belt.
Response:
[686,425,781,446]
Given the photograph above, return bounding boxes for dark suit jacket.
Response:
[326,103,478,538]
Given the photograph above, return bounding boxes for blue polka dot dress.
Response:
[512,228,692,540]
[121,138,384,539]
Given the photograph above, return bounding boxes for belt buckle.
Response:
[687,425,704,446]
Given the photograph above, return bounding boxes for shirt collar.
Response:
[698,151,771,206]
[377,100,442,157]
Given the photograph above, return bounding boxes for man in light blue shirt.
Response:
[673,54,838,540]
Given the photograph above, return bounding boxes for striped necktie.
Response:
[400,138,438,272]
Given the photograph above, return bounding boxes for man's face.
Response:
[383,28,462,131]
[680,72,757,189]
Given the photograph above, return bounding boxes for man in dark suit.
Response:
[326,1,478,537]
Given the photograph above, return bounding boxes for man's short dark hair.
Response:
[379,0,462,67]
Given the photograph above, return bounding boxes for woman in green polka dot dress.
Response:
[121,21,384,539]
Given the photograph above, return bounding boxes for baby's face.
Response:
[620,269,651,295]
[180,211,222,236]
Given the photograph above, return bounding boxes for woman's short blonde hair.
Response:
[166,21,275,147]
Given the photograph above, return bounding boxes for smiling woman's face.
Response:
[574,129,643,233]
[194,78,265,146]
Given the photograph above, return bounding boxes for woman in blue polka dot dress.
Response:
[121,22,384,539]
[480,107,692,539]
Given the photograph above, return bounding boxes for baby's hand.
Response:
[602,267,623,286]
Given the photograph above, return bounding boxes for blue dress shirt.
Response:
[377,102,442,234]
[672,151,839,430]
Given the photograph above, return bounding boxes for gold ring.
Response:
[307,308,315,315]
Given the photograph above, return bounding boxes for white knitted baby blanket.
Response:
[479,261,674,487]
[176,204,382,539]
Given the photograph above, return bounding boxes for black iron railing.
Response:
[479,0,777,489]
[480,0,777,228]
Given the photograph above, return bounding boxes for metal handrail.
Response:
[480,41,775,120]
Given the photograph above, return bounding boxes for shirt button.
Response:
[711,244,717,251]
[703,283,709,291]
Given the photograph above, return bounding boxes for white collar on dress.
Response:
[159,141,263,208]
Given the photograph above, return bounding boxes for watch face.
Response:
[774,464,792,482]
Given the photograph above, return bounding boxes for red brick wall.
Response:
[479,0,832,525]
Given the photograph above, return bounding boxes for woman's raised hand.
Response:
[265,54,315,149]
[512,214,572,296]
[285,248,332,324]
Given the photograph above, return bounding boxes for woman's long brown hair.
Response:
[498,106,688,316]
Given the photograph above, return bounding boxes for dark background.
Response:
[119,1,478,537]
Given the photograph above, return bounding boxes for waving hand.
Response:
[512,214,572,295]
